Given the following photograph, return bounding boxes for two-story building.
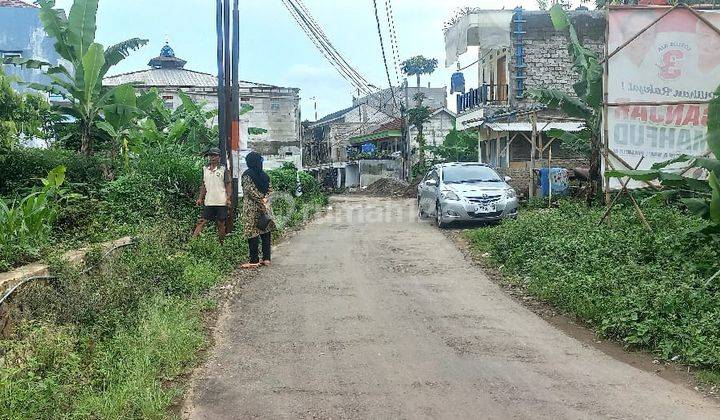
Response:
[444,7,605,196]
[0,0,64,100]
[104,43,302,169]
[302,87,454,189]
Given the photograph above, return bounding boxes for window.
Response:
[1,51,23,63]
[442,165,501,184]
[270,103,280,111]
[162,95,174,109]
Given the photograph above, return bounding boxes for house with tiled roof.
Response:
[103,42,302,165]
[0,0,64,99]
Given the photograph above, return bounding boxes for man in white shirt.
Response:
[193,147,232,242]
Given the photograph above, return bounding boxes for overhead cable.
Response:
[292,0,375,90]
[281,0,369,94]
[384,0,402,84]
[372,0,400,112]
[282,0,375,95]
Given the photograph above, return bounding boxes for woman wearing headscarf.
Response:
[241,152,276,269]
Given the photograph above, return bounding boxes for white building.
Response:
[103,43,302,168]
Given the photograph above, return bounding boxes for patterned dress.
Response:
[241,173,275,239]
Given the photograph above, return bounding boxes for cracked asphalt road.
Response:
[184,196,719,419]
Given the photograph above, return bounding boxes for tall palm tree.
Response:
[401,56,438,88]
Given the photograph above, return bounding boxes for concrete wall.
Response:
[354,86,447,117]
[510,10,605,105]
[156,85,301,160]
[358,159,401,187]
[345,164,360,188]
[0,6,63,96]
[409,111,455,149]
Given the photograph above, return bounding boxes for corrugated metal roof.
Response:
[0,0,37,8]
[103,68,284,89]
[104,68,218,87]
[485,122,585,133]
[311,106,356,126]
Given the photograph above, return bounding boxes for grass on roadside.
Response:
[465,200,720,378]
[0,186,327,418]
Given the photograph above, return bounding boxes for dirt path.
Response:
[184,196,719,419]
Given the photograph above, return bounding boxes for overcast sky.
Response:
[53,0,586,118]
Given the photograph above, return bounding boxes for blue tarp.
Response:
[538,168,569,197]
[450,72,465,94]
[361,143,376,154]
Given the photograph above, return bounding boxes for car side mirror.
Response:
[504,176,512,182]
[425,179,438,187]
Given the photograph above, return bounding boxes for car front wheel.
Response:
[418,198,428,219]
[435,201,448,228]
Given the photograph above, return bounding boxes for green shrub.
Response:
[174,261,222,295]
[101,173,166,224]
[0,148,105,197]
[466,201,720,368]
[132,147,203,202]
[0,166,72,270]
[268,162,323,200]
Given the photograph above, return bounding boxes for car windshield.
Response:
[442,165,502,184]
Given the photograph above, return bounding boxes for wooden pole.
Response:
[603,5,611,213]
[530,113,538,198]
[599,156,644,225]
[603,156,653,232]
[548,143,552,207]
[216,0,227,163]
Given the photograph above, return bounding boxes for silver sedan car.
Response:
[417,163,519,228]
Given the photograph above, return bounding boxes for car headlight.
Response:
[504,188,517,199]
[441,189,460,201]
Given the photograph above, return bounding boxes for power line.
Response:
[292,0,375,90]
[282,0,370,94]
[384,0,401,84]
[287,0,370,92]
[282,0,376,96]
[372,0,399,112]
[282,0,367,93]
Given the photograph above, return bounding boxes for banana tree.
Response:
[6,0,147,155]
[97,84,140,170]
[607,85,720,240]
[531,4,603,205]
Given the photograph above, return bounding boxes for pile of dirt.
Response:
[403,177,422,198]
[364,178,411,197]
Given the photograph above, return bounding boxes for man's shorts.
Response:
[203,205,227,221]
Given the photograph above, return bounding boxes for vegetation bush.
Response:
[268,162,324,201]
[466,201,720,368]
[0,166,76,271]
[1,172,325,416]
[0,148,105,197]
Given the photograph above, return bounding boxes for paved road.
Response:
[184,196,719,419]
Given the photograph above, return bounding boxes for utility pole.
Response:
[309,96,318,121]
[403,78,410,180]
[216,0,241,232]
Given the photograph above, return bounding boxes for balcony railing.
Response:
[456,84,509,114]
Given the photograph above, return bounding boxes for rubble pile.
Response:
[364,178,411,197]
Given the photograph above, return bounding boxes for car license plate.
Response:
[475,204,494,213]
